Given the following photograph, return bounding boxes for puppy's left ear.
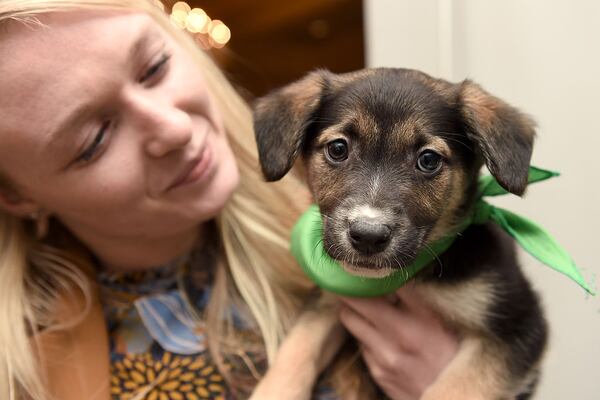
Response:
[459,81,536,196]
[253,70,330,181]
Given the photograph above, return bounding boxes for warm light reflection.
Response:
[172,1,191,14]
[158,1,230,49]
[186,8,209,33]
[170,9,188,29]
[209,20,231,45]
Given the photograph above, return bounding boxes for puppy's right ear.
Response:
[253,70,329,181]
[458,81,536,195]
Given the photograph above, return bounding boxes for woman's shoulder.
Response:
[32,286,111,399]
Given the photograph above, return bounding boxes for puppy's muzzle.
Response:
[348,218,392,254]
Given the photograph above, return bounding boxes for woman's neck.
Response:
[77,226,204,273]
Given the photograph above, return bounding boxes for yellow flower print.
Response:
[111,350,227,399]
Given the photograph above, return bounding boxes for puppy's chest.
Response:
[410,274,498,334]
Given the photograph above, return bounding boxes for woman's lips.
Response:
[167,144,214,191]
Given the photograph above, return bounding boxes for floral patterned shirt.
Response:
[98,252,336,400]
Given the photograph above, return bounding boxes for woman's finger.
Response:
[338,295,388,318]
[340,295,434,349]
[338,305,385,351]
[361,348,413,400]
[360,349,386,384]
[339,296,412,335]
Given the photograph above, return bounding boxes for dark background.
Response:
[165,0,365,98]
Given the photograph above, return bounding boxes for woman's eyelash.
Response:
[139,53,171,83]
[77,121,110,163]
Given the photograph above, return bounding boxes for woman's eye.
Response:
[77,121,110,163]
[416,150,443,174]
[325,139,349,163]
[139,53,171,83]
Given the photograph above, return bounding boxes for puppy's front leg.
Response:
[250,298,346,400]
[420,337,511,400]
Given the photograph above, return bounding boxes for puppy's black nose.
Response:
[348,219,391,254]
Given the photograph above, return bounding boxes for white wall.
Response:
[365,1,600,398]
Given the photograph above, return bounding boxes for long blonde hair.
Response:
[0,1,319,398]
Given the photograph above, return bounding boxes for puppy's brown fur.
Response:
[253,68,547,399]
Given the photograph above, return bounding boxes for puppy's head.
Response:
[254,68,535,277]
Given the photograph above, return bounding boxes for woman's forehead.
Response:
[0,11,160,145]
[0,10,156,69]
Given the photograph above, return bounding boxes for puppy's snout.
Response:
[348,219,391,254]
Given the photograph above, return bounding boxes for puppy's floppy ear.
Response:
[459,80,536,196]
[253,70,330,181]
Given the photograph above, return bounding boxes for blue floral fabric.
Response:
[98,254,337,399]
[99,255,235,399]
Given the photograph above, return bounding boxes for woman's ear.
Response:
[252,69,332,182]
[0,184,41,217]
[458,80,536,196]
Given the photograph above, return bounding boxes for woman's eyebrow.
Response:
[128,28,154,66]
[45,25,158,148]
[45,102,96,148]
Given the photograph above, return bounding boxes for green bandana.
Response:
[291,167,594,297]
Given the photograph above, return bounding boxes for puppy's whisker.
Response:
[438,131,474,151]
[310,116,339,123]
[392,255,405,270]
[438,131,470,137]
[320,214,336,223]
[444,137,474,152]
[423,243,444,278]
[325,243,338,262]
[438,131,466,138]
[312,238,324,263]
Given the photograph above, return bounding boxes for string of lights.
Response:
[152,1,231,50]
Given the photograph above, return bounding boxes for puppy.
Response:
[253,68,548,400]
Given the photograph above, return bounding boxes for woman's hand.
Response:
[339,285,458,400]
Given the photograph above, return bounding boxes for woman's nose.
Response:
[128,92,193,157]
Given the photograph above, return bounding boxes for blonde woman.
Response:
[0,1,457,399]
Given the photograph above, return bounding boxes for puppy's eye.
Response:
[326,139,349,162]
[417,150,442,173]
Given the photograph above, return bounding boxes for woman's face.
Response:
[0,11,239,246]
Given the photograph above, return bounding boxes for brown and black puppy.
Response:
[253,68,548,400]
